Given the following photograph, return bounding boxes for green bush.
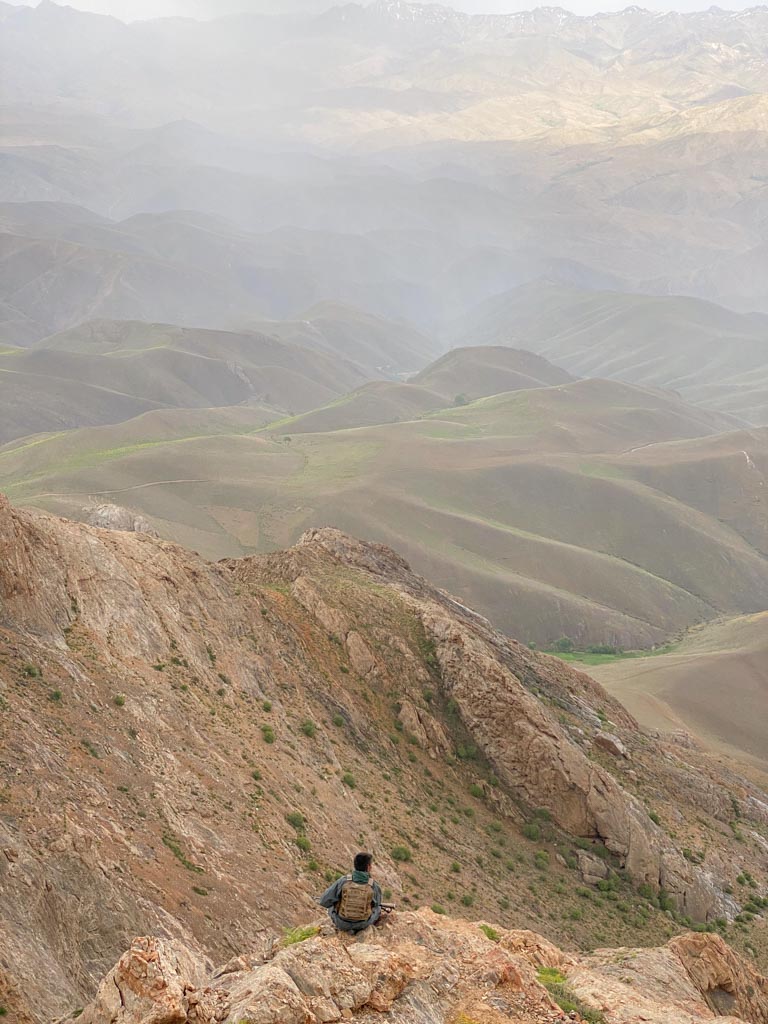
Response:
[341,772,356,788]
[261,725,276,744]
[300,720,317,738]
[522,822,541,842]
[461,893,475,907]
[552,637,575,653]
[332,714,345,727]
[431,903,447,914]
[113,694,126,707]
[479,924,500,942]
[534,850,550,871]
[469,783,484,799]
[391,845,412,863]
[296,835,311,853]
[286,811,305,830]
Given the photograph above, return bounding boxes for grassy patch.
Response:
[282,924,320,947]
[548,646,676,666]
[537,967,606,1023]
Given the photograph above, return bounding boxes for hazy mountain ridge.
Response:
[457,284,768,424]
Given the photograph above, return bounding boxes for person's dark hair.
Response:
[354,852,373,872]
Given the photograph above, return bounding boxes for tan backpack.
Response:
[337,876,374,922]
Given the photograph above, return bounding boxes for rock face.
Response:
[294,529,733,920]
[69,911,768,1024]
[84,503,158,536]
[568,931,768,1024]
[1,499,767,1021]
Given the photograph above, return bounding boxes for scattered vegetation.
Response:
[162,832,204,874]
[261,724,276,744]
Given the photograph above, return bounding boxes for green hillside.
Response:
[2,374,764,647]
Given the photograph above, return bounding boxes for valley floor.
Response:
[590,613,768,782]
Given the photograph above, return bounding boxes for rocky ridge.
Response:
[0,496,766,1021]
[68,910,768,1024]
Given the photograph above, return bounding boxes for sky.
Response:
[7,0,762,17]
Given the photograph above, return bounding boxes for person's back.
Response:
[318,852,382,935]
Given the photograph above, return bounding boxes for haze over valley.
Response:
[3,3,768,1022]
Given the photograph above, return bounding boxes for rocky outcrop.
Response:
[68,912,768,1024]
[85,503,157,536]
[568,931,768,1024]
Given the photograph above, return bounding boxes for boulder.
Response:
[594,731,629,759]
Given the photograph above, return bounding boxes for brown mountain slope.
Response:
[1,496,767,1021]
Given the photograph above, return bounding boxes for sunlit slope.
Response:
[0,319,368,443]
[2,377,766,645]
[592,611,768,775]
[456,284,768,423]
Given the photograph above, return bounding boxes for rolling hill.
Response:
[412,345,575,401]
[0,319,369,443]
[1,373,762,648]
[455,283,768,424]
[286,347,573,434]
